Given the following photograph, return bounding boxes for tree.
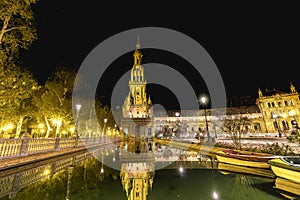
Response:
[0,65,38,138]
[34,67,76,137]
[221,107,251,149]
[0,0,37,65]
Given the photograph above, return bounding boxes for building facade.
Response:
[152,83,300,136]
[255,83,299,133]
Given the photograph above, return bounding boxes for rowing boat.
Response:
[269,156,300,184]
[215,149,279,169]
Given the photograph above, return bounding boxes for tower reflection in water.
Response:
[119,138,155,200]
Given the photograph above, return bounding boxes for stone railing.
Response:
[0,134,121,159]
[0,147,107,199]
[0,139,22,158]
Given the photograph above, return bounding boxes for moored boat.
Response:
[268,156,300,184]
[274,177,300,198]
[215,149,279,169]
[217,162,275,178]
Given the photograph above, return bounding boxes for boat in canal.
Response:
[268,156,300,184]
[215,149,279,169]
[217,162,275,178]
[274,177,300,198]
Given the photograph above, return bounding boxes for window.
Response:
[282,121,289,130]
[271,111,277,118]
[284,100,288,106]
[280,110,284,116]
[271,102,275,107]
[289,100,293,106]
[278,102,281,107]
[267,102,271,108]
[254,123,261,130]
[273,121,279,129]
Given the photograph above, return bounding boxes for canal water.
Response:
[0,143,299,200]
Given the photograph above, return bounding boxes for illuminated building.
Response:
[121,37,153,139]
[256,82,299,133]
[120,39,299,137]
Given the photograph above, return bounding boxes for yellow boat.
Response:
[269,156,300,184]
[274,177,300,198]
[217,162,275,178]
[215,149,279,169]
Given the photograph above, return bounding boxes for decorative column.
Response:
[20,132,29,156]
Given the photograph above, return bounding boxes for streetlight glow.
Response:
[38,123,44,129]
[200,96,207,104]
[199,95,210,141]
[74,103,81,147]
[75,103,81,111]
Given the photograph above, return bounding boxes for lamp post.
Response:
[102,118,107,143]
[75,104,81,147]
[175,112,180,120]
[175,112,180,139]
[114,124,117,142]
[200,96,210,142]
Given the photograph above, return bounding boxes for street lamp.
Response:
[102,118,107,142]
[199,96,210,142]
[175,112,180,120]
[75,104,81,147]
[114,124,117,142]
[175,112,180,138]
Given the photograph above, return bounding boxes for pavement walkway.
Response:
[0,146,93,172]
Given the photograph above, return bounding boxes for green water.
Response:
[0,142,299,200]
[0,159,294,200]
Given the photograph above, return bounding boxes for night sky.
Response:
[20,2,299,109]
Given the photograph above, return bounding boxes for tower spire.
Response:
[290,81,297,93]
[136,35,140,49]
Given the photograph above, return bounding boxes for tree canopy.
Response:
[0,0,37,65]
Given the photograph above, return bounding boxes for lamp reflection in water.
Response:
[65,166,74,200]
[100,155,104,174]
[179,166,184,173]
[212,191,219,199]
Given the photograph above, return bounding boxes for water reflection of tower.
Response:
[119,141,155,200]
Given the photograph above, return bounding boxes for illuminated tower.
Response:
[121,37,153,140]
[122,37,152,119]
